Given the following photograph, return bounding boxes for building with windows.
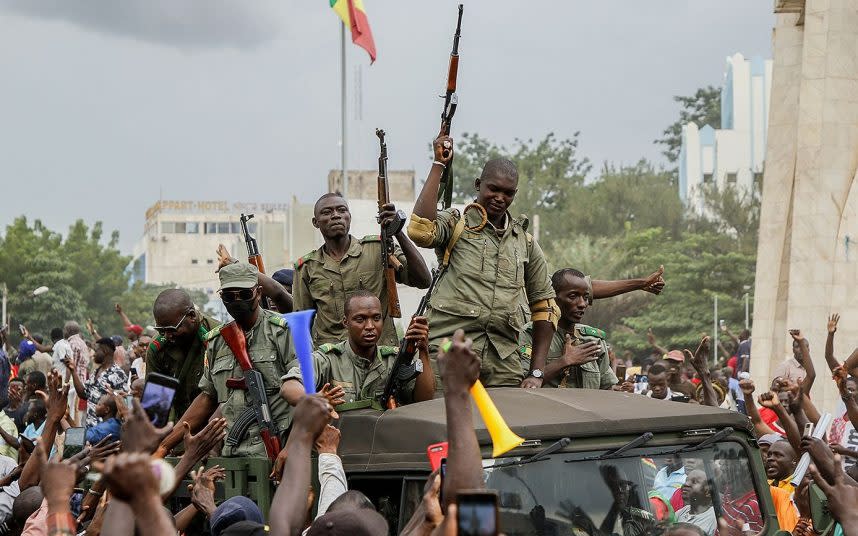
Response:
[127,169,445,320]
[679,53,773,212]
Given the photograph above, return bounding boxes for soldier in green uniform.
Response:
[280,290,435,409]
[519,268,619,390]
[146,289,218,418]
[157,262,295,458]
[409,133,668,390]
[292,193,432,346]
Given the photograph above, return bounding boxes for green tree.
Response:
[571,160,683,239]
[655,86,722,163]
[8,252,86,333]
[686,182,761,254]
[610,229,755,356]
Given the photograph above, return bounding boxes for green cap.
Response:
[218,261,259,290]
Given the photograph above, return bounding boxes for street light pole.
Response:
[744,292,750,330]
[713,294,719,365]
[1,283,6,329]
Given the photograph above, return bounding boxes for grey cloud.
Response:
[0,0,288,48]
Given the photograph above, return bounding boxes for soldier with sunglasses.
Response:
[146,289,219,418]
[157,261,296,458]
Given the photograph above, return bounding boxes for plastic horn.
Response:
[791,412,833,486]
[441,341,525,457]
[282,310,317,395]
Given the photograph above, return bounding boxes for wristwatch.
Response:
[529,369,544,379]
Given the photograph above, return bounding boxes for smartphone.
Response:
[64,427,85,459]
[719,320,726,331]
[634,374,646,384]
[141,373,180,427]
[616,365,627,382]
[17,324,25,336]
[130,367,138,377]
[803,422,814,438]
[456,490,499,536]
[671,394,692,403]
[427,442,449,471]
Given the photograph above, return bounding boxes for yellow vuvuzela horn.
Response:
[470,380,525,457]
[441,340,525,457]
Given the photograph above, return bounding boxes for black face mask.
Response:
[225,298,257,322]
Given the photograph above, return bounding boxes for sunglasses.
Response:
[154,309,193,335]
[219,287,258,303]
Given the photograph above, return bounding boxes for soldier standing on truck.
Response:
[292,193,432,346]
[408,132,667,389]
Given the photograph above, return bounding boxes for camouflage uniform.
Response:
[283,341,419,408]
[146,314,218,418]
[519,322,617,389]
[292,235,411,347]
[199,309,295,457]
[408,206,555,388]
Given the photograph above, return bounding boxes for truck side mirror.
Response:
[809,482,835,534]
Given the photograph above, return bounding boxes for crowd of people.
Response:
[0,133,854,535]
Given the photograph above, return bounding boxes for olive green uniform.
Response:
[199,309,295,457]
[146,315,218,418]
[519,322,617,389]
[413,208,555,387]
[283,341,418,407]
[293,235,411,347]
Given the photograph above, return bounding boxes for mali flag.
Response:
[331,0,377,63]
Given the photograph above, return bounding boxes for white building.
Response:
[679,53,773,212]
[127,170,449,321]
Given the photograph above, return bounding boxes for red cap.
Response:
[664,350,685,362]
[125,324,143,335]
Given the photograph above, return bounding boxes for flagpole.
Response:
[340,22,348,199]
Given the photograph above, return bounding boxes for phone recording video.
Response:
[427,442,449,472]
[64,427,85,459]
[615,365,627,382]
[456,490,499,536]
[141,373,180,427]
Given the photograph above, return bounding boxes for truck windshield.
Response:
[481,441,765,536]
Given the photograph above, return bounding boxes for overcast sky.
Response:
[0,1,774,253]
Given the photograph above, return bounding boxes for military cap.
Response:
[219,261,259,291]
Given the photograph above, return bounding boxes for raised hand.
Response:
[432,134,454,167]
[102,452,159,503]
[88,436,121,462]
[739,378,756,396]
[828,313,840,334]
[406,316,430,353]
[561,335,600,367]
[438,330,479,393]
[121,398,173,454]
[188,464,223,517]
[114,303,122,314]
[789,329,804,343]
[215,244,235,272]
[808,455,858,529]
[181,418,227,464]
[758,391,779,409]
[314,424,341,455]
[319,383,345,407]
[685,336,711,376]
[642,265,665,295]
[37,444,77,512]
[45,370,70,424]
[292,395,334,442]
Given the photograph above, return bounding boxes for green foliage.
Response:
[655,86,722,163]
[0,217,207,344]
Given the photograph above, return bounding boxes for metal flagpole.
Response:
[341,22,348,199]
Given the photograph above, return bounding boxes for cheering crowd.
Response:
[0,133,855,535]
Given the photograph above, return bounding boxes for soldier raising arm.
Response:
[292,194,431,347]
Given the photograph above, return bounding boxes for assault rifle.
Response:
[239,213,271,309]
[380,268,442,409]
[376,128,405,318]
[437,4,464,210]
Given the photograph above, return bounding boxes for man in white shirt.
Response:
[675,469,717,536]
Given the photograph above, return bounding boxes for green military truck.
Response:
[175,389,834,534]
[334,389,834,535]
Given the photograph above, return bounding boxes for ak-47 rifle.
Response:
[380,268,442,409]
[437,4,464,210]
[239,213,272,309]
[376,128,406,319]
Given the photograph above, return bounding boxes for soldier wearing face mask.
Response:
[156,261,296,458]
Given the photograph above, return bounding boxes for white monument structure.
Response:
[679,54,772,212]
[753,0,858,412]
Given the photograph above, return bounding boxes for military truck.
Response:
[172,388,834,534]
[334,388,834,535]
